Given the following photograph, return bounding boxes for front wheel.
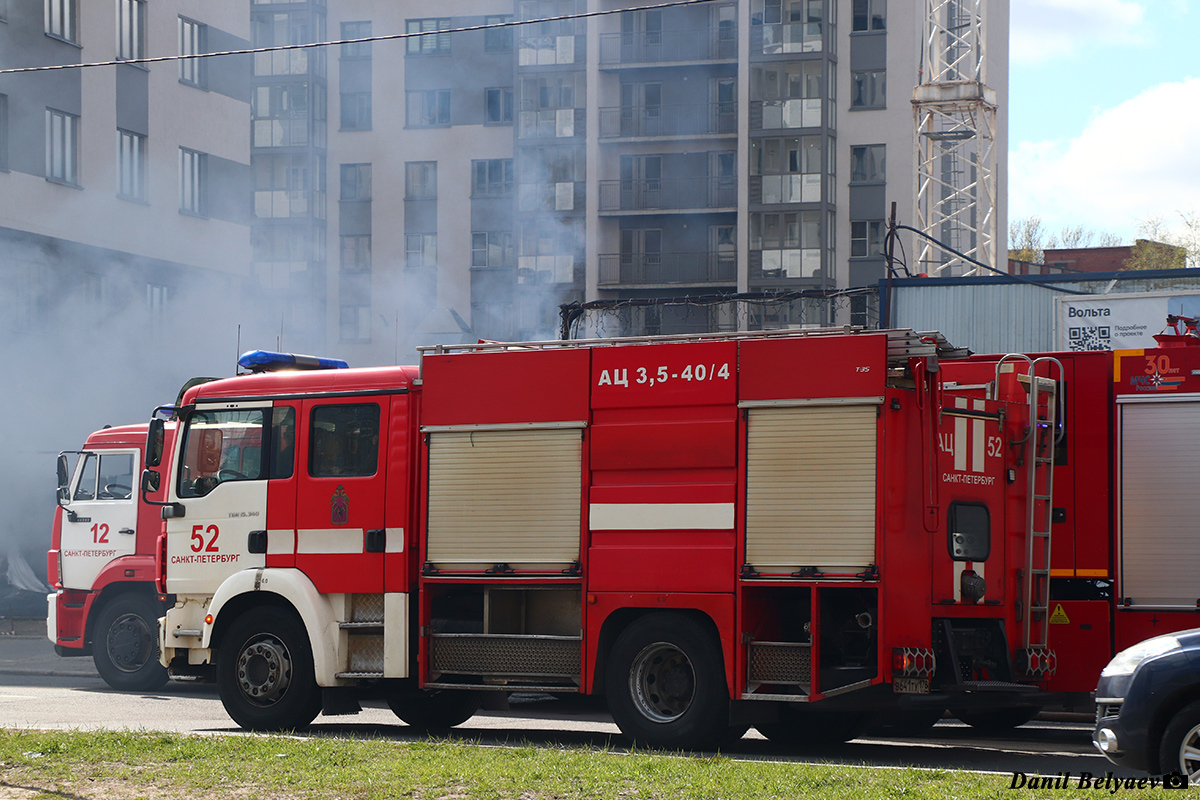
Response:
[92,593,168,692]
[1158,699,1200,783]
[605,613,730,750]
[216,607,321,731]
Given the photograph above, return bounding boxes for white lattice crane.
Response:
[912,0,998,276]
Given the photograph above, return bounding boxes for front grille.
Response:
[1096,701,1122,722]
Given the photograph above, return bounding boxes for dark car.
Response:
[1093,627,1200,782]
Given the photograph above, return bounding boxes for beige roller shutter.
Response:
[427,427,582,570]
[1119,399,1200,607]
[746,404,878,572]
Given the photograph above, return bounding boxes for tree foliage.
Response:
[1007,216,1122,266]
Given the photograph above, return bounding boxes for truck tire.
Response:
[755,706,869,747]
[216,607,321,731]
[387,690,482,733]
[1158,699,1200,781]
[92,593,168,692]
[605,613,730,750]
[951,705,1038,732]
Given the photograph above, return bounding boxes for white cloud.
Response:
[1010,0,1149,65]
[1008,77,1200,242]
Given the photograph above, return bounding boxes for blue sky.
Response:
[1008,0,1198,243]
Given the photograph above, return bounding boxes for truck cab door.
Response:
[59,448,139,589]
[294,397,388,594]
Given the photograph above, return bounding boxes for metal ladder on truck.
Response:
[995,355,1064,649]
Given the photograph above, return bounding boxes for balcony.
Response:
[518,107,585,140]
[599,177,737,213]
[752,22,826,55]
[518,181,586,213]
[598,29,736,66]
[598,252,736,286]
[599,103,736,139]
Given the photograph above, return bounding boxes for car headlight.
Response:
[1101,635,1182,677]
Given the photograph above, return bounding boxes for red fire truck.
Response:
[48,423,175,691]
[145,329,1061,747]
[943,318,1200,705]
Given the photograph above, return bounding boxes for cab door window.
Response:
[73,453,134,501]
[178,409,267,498]
[308,404,380,477]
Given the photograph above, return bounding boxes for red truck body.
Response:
[152,330,1065,746]
[47,423,174,690]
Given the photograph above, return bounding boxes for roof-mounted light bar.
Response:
[237,350,349,373]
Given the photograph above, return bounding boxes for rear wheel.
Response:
[605,613,730,750]
[755,706,869,747]
[1158,700,1200,783]
[387,690,482,733]
[951,705,1038,732]
[216,607,321,731]
[92,593,168,692]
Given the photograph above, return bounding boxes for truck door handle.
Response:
[365,529,386,553]
[247,530,268,554]
[118,528,135,535]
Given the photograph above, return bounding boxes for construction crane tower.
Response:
[913,0,998,276]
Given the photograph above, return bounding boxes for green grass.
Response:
[0,729,1182,800]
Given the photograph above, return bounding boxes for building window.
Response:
[253,84,311,148]
[485,87,514,125]
[472,159,513,197]
[852,0,886,32]
[405,233,437,269]
[340,305,371,343]
[179,17,207,87]
[850,145,885,183]
[340,235,371,271]
[340,92,372,130]
[751,210,822,278]
[45,0,76,42]
[147,283,169,335]
[485,15,514,52]
[45,108,78,185]
[179,148,206,215]
[341,21,371,58]
[851,219,886,257]
[751,136,822,203]
[340,163,371,201]
[472,231,515,267]
[406,90,450,128]
[851,70,886,109]
[751,61,824,128]
[406,18,451,56]
[405,161,437,199]
[117,129,146,201]
[117,0,145,61]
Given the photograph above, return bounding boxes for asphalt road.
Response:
[0,617,1143,786]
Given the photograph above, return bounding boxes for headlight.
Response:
[1101,635,1181,677]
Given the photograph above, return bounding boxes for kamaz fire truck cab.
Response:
[146,333,1063,747]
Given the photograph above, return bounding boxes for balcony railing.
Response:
[753,22,826,55]
[598,103,736,138]
[599,177,737,212]
[599,252,736,285]
[598,28,737,65]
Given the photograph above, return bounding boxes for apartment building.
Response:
[319,0,1008,361]
[0,0,253,342]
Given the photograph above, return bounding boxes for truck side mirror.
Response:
[56,455,70,506]
[145,418,165,468]
[141,469,161,494]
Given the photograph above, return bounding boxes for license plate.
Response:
[893,677,930,694]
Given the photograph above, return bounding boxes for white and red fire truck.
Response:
[48,423,175,690]
[145,329,1061,747]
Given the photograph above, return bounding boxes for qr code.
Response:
[1068,326,1111,351]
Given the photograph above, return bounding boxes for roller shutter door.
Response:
[745,405,878,572]
[426,427,582,570]
[1119,399,1200,607]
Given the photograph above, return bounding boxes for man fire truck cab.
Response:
[145,329,1061,747]
[48,423,175,691]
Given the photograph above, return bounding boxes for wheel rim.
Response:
[629,641,695,723]
[235,634,294,707]
[106,613,154,674]
[1178,723,1200,784]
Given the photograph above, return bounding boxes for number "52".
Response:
[190,524,220,553]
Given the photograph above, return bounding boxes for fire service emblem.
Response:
[330,485,350,526]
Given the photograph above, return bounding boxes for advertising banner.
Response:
[1055,292,1200,350]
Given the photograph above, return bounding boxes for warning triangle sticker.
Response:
[1049,604,1070,625]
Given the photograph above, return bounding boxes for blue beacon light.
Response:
[237,350,349,373]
